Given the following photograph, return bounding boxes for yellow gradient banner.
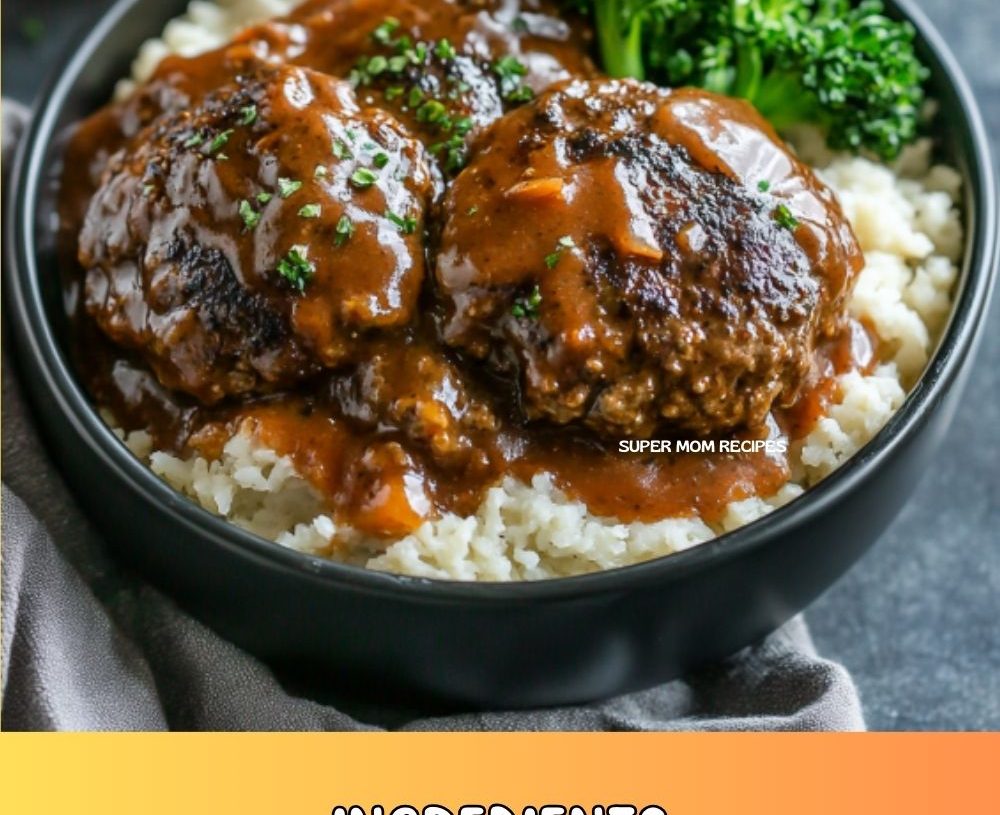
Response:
[1,733,997,814]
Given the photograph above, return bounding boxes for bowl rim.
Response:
[6,0,998,604]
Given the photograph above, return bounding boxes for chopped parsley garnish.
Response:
[511,16,529,33]
[430,135,467,174]
[183,132,205,148]
[505,85,535,103]
[238,199,261,231]
[372,17,400,45]
[238,105,258,126]
[276,246,315,292]
[314,165,329,179]
[434,38,457,60]
[466,206,479,216]
[511,285,542,319]
[367,55,388,76]
[407,87,425,108]
[774,204,800,231]
[334,215,355,247]
[416,99,448,125]
[353,45,416,86]
[256,191,273,205]
[208,129,233,155]
[332,139,353,160]
[544,235,576,269]
[492,56,532,103]
[356,22,489,155]
[298,203,322,219]
[757,179,771,192]
[278,177,302,199]
[350,168,379,189]
[386,210,418,234]
[493,55,528,80]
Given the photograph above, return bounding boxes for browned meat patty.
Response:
[435,79,864,437]
[79,64,433,404]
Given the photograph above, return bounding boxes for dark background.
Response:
[2,0,997,729]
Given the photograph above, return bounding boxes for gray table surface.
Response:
[3,0,997,730]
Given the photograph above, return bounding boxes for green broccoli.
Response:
[578,0,929,160]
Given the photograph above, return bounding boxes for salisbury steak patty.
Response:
[435,79,864,436]
[80,64,433,404]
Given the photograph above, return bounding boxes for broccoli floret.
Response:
[580,0,929,160]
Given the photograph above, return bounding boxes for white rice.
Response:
[111,1,963,580]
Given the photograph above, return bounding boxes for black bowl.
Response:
[5,0,997,708]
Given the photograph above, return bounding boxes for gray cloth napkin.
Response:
[0,102,864,732]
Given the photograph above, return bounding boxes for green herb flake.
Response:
[434,39,457,61]
[256,191,273,205]
[466,206,479,216]
[372,17,400,45]
[511,285,542,319]
[298,203,322,219]
[208,129,234,155]
[183,132,205,148]
[385,85,405,101]
[276,245,315,292]
[407,87,425,108]
[367,55,388,76]
[277,177,303,199]
[373,152,390,169]
[238,199,261,231]
[757,179,771,193]
[332,139,353,160]
[350,168,379,189]
[774,203,800,231]
[505,85,534,103]
[314,165,329,179]
[492,56,532,103]
[493,55,528,80]
[238,105,258,126]
[334,215,355,247]
[439,137,467,173]
[417,99,448,125]
[545,235,576,269]
[386,210,418,235]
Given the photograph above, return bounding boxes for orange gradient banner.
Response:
[0,733,997,814]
